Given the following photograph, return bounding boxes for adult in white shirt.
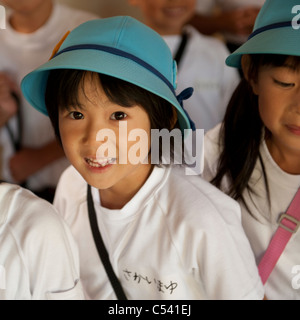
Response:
[163,25,239,132]
[0,181,84,300]
[0,0,98,201]
[129,0,240,132]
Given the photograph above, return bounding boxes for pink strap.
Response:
[258,188,300,284]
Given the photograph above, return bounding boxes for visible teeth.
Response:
[86,158,115,168]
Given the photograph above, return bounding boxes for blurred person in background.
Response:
[190,0,264,53]
[129,0,239,132]
[0,0,98,202]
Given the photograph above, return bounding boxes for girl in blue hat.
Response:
[203,0,300,300]
[22,16,263,300]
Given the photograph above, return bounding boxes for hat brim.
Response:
[226,27,300,68]
[21,49,191,133]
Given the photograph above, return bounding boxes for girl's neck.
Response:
[100,184,142,210]
[99,164,154,210]
[9,1,53,34]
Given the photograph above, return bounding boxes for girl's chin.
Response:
[75,163,115,189]
[84,176,114,191]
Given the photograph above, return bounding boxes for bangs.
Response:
[246,54,300,80]
[45,69,177,143]
[46,70,166,111]
[50,69,88,112]
[253,54,300,70]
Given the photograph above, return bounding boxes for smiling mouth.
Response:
[163,7,186,16]
[85,157,116,168]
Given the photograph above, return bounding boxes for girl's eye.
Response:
[273,79,294,88]
[111,111,127,121]
[70,111,84,120]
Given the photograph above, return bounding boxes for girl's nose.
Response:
[82,119,106,145]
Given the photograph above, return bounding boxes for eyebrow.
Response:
[282,64,296,70]
[280,63,300,72]
[61,102,86,112]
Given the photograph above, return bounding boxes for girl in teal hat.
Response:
[22,16,263,300]
[203,0,300,300]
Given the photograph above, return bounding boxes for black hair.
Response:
[45,69,180,163]
[212,54,300,210]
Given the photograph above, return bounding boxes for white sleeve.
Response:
[53,165,87,222]
[200,202,264,299]
[10,192,85,300]
[189,184,265,299]
[22,200,84,300]
[1,183,84,300]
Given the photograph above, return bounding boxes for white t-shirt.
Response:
[0,1,98,190]
[0,182,84,300]
[203,124,300,300]
[195,0,265,45]
[164,26,239,132]
[54,164,264,300]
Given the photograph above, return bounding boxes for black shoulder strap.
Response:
[87,185,127,300]
[174,31,189,68]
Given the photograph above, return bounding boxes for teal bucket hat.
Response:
[226,0,300,68]
[21,16,194,134]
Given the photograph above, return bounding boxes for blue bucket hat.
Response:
[226,0,300,68]
[21,16,194,134]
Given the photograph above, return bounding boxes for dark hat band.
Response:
[53,44,176,94]
[248,21,292,40]
[53,44,196,130]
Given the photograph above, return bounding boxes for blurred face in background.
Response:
[129,0,196,35]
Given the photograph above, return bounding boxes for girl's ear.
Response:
[241,55,259,95]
